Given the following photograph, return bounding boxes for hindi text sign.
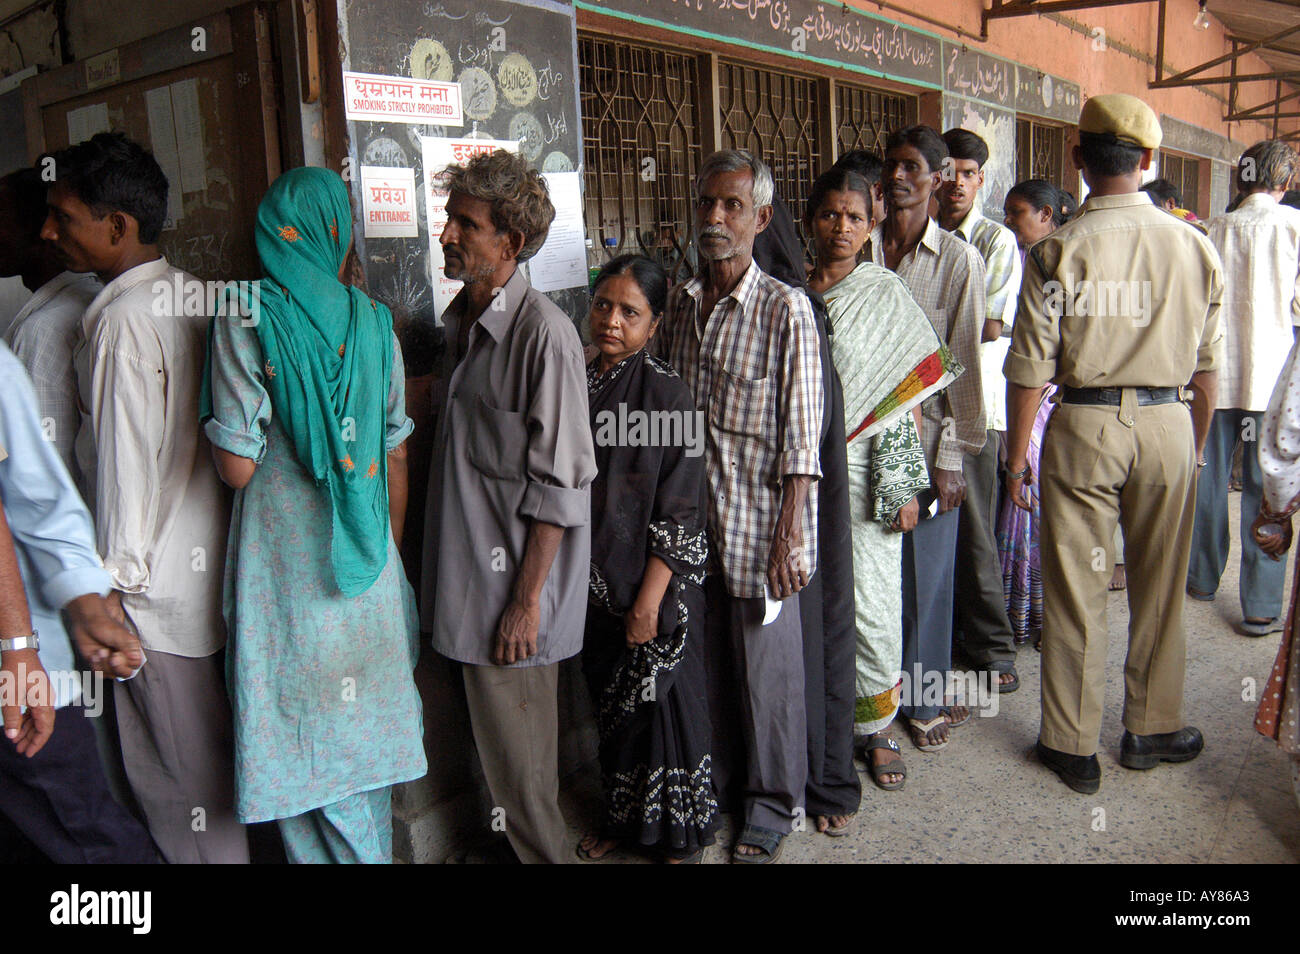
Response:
[343,70,463,126]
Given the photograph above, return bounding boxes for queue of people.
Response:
[1,89,1299,864]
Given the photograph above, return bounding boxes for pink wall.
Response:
[860,0,1292,145]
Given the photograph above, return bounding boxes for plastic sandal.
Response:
[863,734,906,791]
[905,715,949,752]
[732,824,785,864]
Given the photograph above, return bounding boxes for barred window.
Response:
[579,33,702,283]
[1160,151,1201,216]
[718,60,822,257]
[1016,118,1066,189]
[836,82,915,155]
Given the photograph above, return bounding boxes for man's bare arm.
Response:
[1187,370,1218,462]
[769,474,813,599]
[494,520,564,665]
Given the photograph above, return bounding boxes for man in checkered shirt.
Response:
[653,149,823,863]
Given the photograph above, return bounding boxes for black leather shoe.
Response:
[1119,726,1204,769]
[1035,740,1101,794]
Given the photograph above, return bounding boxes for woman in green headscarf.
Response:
[201,166,426,863]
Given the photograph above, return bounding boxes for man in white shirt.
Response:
[0,168,100,490]
[1188,139,1300,636]
[939,128,1023,694]
[42,133,246,862]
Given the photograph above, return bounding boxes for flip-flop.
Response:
[1186,586,1215,602]
[575,835,620,862]
[863,734,906,791]
[732,824,786,864]
[815,813,857,837]
[942,696,972,727]
[996,667,1021,694]
[905,715,949,752]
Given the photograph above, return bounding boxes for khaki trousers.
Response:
[1038,396,1196,756]
[461,661,568,864]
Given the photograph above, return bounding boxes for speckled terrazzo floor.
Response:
[560,497,1300,864]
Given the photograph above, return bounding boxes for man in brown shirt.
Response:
[1005,94,1223,793]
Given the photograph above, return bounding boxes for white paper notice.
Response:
[66,103,109,144]
[420,136,518,321]
[169,78,206,193]
[531,172,588,292]
[143,87,184,230]
[360,166,418,238]
[344,71,463,126]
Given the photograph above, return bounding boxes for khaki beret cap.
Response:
[1078,94,1162,150]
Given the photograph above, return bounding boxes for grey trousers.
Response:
[114,649,248,864]
[901,506,960,722]
[704,576,807,834]
[461,661,568,864]
[1187,408,1288,620]
[954,429,1017,671]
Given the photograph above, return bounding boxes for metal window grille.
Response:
[578,33,702,283]
[835,82,915,155]
[1016,118,1065,188]
[1160,152,1200,215]
[719,60,822,257]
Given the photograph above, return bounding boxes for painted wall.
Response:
[871,0,1292,146]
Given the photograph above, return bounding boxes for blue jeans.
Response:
[1187,409,1288,620]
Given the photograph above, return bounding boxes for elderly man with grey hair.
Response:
[652,149,823,863]
[1188,139,1300,636]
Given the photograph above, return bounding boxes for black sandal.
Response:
[732,824,785,863]
[863,734,906,791]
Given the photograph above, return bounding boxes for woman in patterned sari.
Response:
[805,168,960,790]
[576,255,718,862]
[997,180,1075,646]
[1252,332,1300,809]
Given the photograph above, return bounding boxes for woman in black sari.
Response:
[577,255,718,863]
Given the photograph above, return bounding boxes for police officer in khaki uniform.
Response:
[1004,94,1224,793]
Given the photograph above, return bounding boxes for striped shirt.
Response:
[653,261,823,599]
[868,218,987,471]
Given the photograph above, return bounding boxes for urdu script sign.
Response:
[579,0,944,87]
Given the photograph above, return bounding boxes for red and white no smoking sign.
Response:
[342,71,463,126]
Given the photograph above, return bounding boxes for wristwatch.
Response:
[0,631,39,652]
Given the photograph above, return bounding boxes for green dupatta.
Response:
[202,167,393,597]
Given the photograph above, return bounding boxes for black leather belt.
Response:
[1061,386,1180,406]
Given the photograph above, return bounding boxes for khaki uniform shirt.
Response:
[1005,192,1223,390]
[421,268,596,667]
